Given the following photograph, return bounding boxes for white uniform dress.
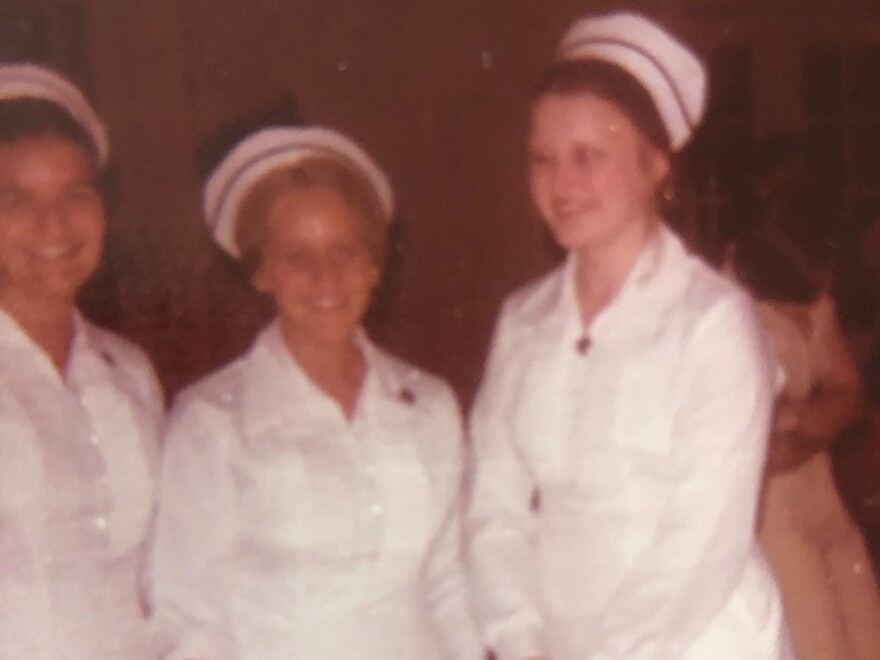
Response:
[0,309,163,660]
[149,322,483,660]
[467,224,792,660]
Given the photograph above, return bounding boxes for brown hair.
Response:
[534,58,671,154]
[234,155,388,276]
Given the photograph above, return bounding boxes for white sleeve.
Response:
[148,396,239,660]
[596,295,776,659]
[466,309,547,660]
[423,388,486,660]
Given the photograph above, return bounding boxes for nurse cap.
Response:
[203,126,395,258]
[0,63,109,164]
[557,11,708,150]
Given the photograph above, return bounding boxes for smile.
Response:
[28,244,79,261]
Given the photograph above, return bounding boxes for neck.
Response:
[573,217,657,325]
[0,290,76,373]
[278,320,366,419]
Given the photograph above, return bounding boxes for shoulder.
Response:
[81,320,165,413]
[172,355,248,419]
[84,321,157,378]
[371,345,460,414]
[678,250,756,326]
[499,264,566,328]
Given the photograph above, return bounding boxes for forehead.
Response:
[264,184,371,238]
[0,133,94,185]
[530,91,640,144]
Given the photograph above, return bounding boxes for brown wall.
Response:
[71,0,880,401]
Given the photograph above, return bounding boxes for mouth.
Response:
[28,244,81,262]
[311,297,347,313]
[551,200,598,223]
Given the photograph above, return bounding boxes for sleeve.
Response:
[0,399,52,660]
[466,307,548,660]
[127,343,167,422]
[423,387,486,660]
[147,395,239,660]
[596,294,776,660]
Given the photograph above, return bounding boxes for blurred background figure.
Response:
[727,132,880,660]
[0,64,163,659]
[148,124,483,660]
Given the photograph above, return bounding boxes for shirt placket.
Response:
[51,387,113,567]
[348,407,385,562]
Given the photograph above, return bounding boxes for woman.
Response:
[466,12,790,660]
[0,64,163,658]
[729,202,880,660]
[149,126,482,659]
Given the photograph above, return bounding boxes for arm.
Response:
[466,310,548,660]
[596,295,776,659]
[148,397,238,660]
[768,297,864,472]
[423,387,487,660]
[799,296,864,440]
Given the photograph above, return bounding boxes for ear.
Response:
[367,262,382,290]
[647,145,671,186]
[251,263,270,294]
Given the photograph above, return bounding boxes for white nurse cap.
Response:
[557,11,708,150]
[0,62,109,164]
[203,126,394,258]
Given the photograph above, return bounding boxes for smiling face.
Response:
[252,185,380,347]
[528,92,669,258]
[0,133,104,309]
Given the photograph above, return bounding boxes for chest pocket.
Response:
[610,338,678,457]
[366,411,436,558]
[236,426,361,561]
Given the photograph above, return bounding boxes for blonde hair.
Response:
[235,155,388,276]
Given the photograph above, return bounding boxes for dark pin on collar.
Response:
[575,336,592,355]
[398,388,416,405]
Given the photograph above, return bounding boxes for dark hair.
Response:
[733,186,835,304]
[534,59,671,154]
[0,97,99,168]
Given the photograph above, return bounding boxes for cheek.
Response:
[528,167,553,211]
[73,206,107,247]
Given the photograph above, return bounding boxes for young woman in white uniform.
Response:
[0,64,164,658]
[149,126,483,660]
[467,12,791,660]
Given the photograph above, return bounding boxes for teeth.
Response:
[314,298,342,310]
[32,245,73,260]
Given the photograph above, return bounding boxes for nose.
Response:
[305,253,343,288]
[35,201,71,237]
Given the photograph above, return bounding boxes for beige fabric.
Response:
[759,295,880,660]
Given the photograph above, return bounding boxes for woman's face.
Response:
[0,134,104,306]
[252,185,380,346]
[528,91,669,255]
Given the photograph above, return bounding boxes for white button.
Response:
[370,504,383,516]
[94,516,107,530]
[89,434,99,445]
[363,464,378,476]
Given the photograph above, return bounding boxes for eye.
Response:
[528,148,552,169]
[282,249,309,266]
[61,184,101,209]
[0,189,30,214]
[572,143,604,168]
